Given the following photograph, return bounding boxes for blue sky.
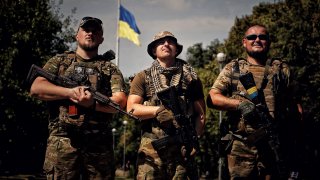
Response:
[61,0,275,77]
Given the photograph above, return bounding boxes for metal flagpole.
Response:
[116,0,120,66]
[123,120,128,175]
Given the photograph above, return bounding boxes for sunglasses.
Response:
[245,34,269,41]
[157,37,177,45]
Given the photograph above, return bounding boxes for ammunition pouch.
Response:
[227,126,269,147]
[58,119,110,149]
[245,127,269,145]
[151,134,198,163]
[151,134,183,162]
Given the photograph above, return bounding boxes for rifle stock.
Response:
[26,64,140,121]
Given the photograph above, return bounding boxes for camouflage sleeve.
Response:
[42,55,64,74]
[109,63,126,93]
[211,61,234,95]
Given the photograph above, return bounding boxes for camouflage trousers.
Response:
[43,135,115,180]
[136,161,190,180]
[227,139,274,179]
[136,135,198,180]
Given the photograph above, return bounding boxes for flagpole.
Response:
[116,0,121,67]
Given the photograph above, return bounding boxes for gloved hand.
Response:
[237,101,257,121]
[155,105,175,127]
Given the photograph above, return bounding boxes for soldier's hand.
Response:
[155,105,174,126]
[69,86,95,108]
[68,87,82,102]
[237,101,257,121]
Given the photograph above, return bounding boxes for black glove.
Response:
[237,101,257,121]
[155,105,174,127]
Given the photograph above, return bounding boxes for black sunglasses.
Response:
[157,37,177,45]
[245,34,269,41]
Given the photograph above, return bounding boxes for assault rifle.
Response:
[239,72,286,176]
[26,64,140,121]
[151,86,199,161]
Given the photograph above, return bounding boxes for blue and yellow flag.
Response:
[119,5,141,46]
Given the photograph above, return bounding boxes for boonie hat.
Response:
[78,16,103,31]
[147,31,183,59]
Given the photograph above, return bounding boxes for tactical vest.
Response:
[56,51,112,96]
[145,64,195,109]
[141,61,196,135]
[227,58,290,131]
[47,52,114,134]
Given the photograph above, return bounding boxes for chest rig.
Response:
[53,52,113,125]
[228,58,290,127]
[58,52,112,95]
[145,61,195,112]
[142,60,197,134]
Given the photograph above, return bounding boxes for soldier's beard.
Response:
[246,49,268,61]
[79,43,99,51]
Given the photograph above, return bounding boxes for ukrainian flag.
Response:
[119,5,141,46]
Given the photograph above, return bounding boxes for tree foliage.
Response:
[186,39,223,69]
[185,39,225,177]
[0,0,76,174]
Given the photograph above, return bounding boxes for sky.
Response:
[60,0,275,78]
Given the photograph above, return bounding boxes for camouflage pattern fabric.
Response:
[136,134,193,180]
[43,134,115,180]
[136,161,188,180]
[211,59,288,179]
[227,139,274,179]
[41,53,125,180]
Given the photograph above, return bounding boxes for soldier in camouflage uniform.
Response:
[127,31,206,180]
[207,25,303,179]
[30,17,127,180]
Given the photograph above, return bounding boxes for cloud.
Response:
[146,0,193,11]
[141,16,233,36]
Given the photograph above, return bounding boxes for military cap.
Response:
[78,16,103,31]
[147,31,183,59]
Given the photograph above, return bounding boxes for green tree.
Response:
[0,0,76,174]
[186,39,225,178]
[186,39,223,69]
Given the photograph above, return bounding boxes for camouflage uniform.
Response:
[130,59,204,180]
[42,52,126,180]
[211,58,291,179]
